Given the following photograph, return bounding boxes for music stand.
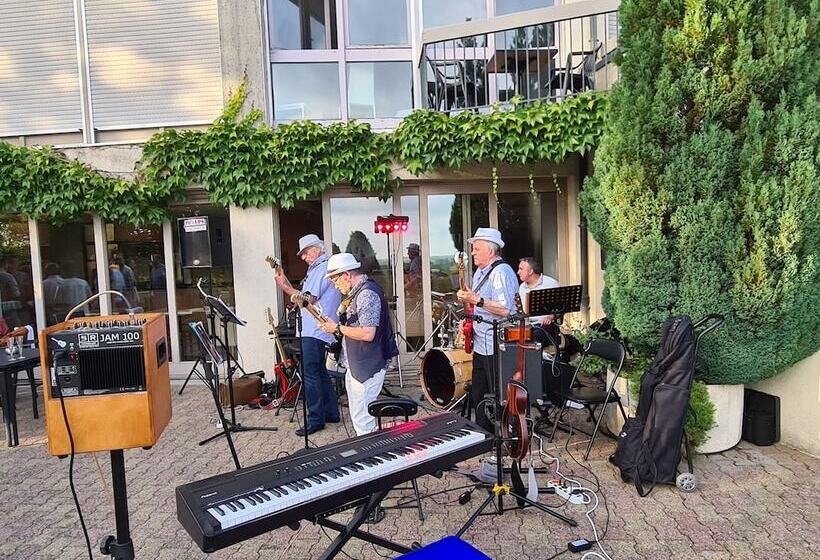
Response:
[527,284,583,316]
[196,282,277,449]
[189,321,240,470]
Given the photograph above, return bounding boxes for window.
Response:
[172,207,235,362]
[105,223,168,313]
[39,218,99,326]
[0,216,35,330]
[272,63,341,120]
[268,0,337,49]
[422,0,486,29]
[496,0,554,16]
[329,197,392,299]
[347,62,413,118]
[497,191,558,279]
[347,0,408,46]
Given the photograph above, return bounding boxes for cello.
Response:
[456,251,473,353]
[501,294,530,461]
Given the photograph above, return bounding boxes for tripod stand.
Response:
[457,318,577,536]
[195,281,277,447]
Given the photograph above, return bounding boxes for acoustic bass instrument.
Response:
[456,251,473,353]
[501,293,530,461]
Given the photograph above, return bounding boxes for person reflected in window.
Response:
[150,254,166,290]
[0,254,22,327]
[113,255,139,306]
[405,243,422,293]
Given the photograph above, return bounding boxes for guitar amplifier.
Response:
[39,313,172,456]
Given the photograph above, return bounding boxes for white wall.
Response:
[751,350,820,457]
[229,205,280,378]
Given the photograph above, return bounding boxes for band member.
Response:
[319,253,398,435]
[457,228,518,432]
[274,234,341,436]
[517,257,561,350]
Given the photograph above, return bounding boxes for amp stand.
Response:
[98,450,135,560]
[457,319,576,537]
[294,309,310,449]
[315,490,412,560]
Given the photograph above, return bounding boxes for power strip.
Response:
[546,480,587,505]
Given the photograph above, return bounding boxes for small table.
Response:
[0,347,41,447]
[486,46,558,74]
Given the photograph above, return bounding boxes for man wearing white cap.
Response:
[274,234,341,436]
[457,227,518,432]
[319,253,399,435]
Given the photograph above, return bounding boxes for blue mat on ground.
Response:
[397,536,492,559]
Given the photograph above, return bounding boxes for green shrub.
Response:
[581,0,820,384]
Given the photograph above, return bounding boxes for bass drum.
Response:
[420,348,473,409]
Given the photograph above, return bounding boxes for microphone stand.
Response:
[294,305,310,450]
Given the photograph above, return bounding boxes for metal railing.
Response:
[420,0,621,113]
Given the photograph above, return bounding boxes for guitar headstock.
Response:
[265,306,276,328]
[514,293,524,316]
[265,255,281,269]
[454,251,466,271]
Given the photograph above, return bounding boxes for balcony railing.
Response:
[420,0,621,113]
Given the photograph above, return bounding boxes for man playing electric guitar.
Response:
[456,228,518,432]
[273,234,341,436]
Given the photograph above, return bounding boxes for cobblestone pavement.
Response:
[1,382,818,560]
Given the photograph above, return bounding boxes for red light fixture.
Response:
[374,214,409,234]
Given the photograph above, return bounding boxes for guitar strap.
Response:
[472,259,505,293]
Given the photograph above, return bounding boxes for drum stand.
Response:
[404,300,461,368]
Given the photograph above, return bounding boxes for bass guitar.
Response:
[501,293,530,461]
[456,251,473,353]
[264,307,298,407]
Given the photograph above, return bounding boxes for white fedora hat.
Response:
[325,253,361,277]
[468,227,505,248]
[297,233,324,255]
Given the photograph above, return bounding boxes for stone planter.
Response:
[696,383,744,454]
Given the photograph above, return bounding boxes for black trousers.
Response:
[470,353,496,432]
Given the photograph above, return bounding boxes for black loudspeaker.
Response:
[742,389,780,446]
[179,216,212,268]
[208,216,232,267]
[499,343,545,401]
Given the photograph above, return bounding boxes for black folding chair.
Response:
[549,338,627,460]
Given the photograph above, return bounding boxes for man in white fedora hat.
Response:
[319,253,399,435]
[274,234,341,436]
[457,227,518,432]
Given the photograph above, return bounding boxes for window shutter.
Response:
[0,1,82,137]
[85,0,223,130]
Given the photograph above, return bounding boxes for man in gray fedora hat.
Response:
[274,234,341,436]
[457,227,518,432]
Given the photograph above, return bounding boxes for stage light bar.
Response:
[374,214,409,234]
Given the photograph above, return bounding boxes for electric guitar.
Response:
[264,307,298,407]
[290,292,343,361]
[265,255,281,273]
[501,293,530,461]
[456,251,473,353]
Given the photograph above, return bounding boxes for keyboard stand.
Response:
[315,490,413,559]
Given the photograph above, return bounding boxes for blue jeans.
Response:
[301,337,340,429]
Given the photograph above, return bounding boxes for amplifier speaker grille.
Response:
[78,346,146,391]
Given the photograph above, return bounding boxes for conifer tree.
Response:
[581,0,819,383]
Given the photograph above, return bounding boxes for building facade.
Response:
[1,0,616,378]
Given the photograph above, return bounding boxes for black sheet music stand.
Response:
[197,288,277,450]
[526,284,583,317]
[189,321,240,469]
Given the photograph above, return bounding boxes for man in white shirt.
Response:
[517,257,561,351]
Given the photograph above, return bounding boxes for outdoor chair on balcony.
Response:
[547,40,602,97]
[426,61,470,111]
[548,337,627,460]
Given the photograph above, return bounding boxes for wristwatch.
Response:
[476,297,485,308]
[334,324,342,338]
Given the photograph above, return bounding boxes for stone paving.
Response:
[1,381,818,560]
